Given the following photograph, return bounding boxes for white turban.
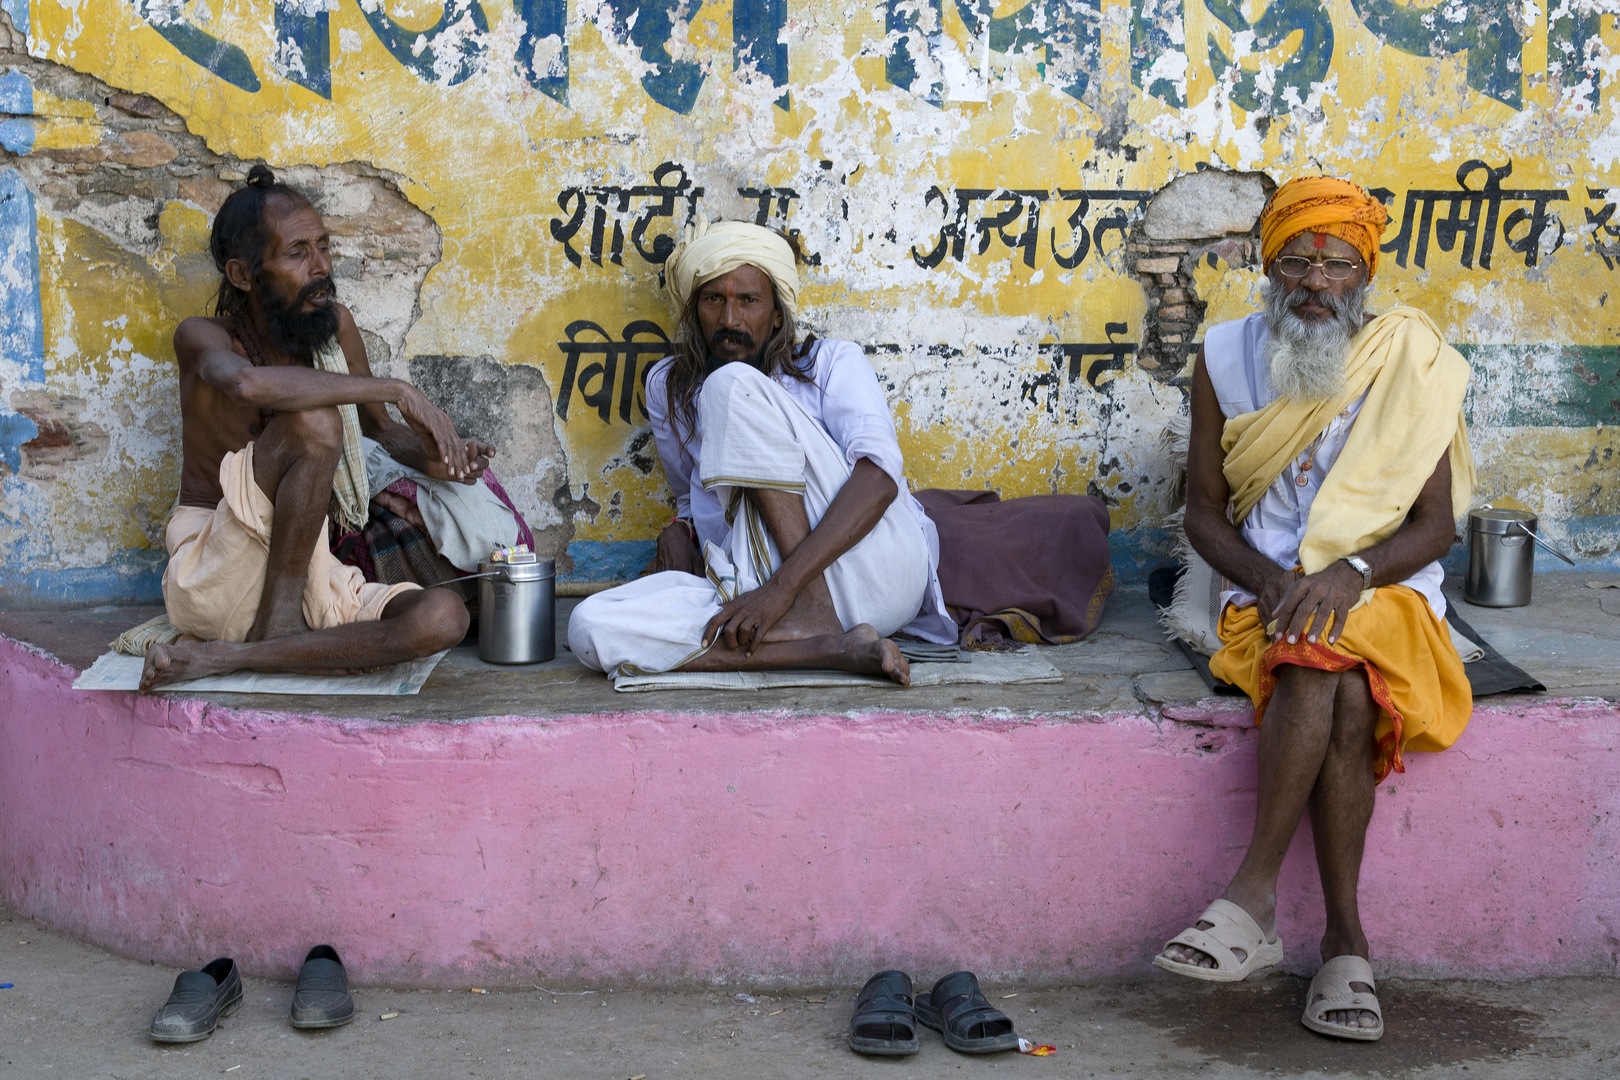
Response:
[664,219,800,320]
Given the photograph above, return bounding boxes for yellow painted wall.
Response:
[1,0,1617,600]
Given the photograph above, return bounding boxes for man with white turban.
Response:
[1154,178,1476,1042]
[567,220,955,683]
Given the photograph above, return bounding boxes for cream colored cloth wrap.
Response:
[162,441,418,643]
[664,219,800,318]
[311,338,370,532]
[1219,306,1475,595]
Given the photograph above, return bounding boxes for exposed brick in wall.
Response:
[1127,169,1275,378]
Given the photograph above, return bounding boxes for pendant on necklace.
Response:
[1295,473,1310,487]
[1299,460,1313,472]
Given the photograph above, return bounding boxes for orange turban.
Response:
[1259,177,1390,279]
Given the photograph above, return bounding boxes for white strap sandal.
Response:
[1152,898,1284,983]
[1301,954,1384,1042]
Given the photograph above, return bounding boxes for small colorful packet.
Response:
[1017,1038,1057,1056]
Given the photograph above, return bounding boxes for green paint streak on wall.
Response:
[1460,344,1620,428]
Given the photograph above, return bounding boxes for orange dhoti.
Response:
[1209,586,1473,783]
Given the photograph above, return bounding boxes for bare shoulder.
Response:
[334,303,373,376]
[173,315,239,367]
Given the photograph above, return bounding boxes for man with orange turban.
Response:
[1153,177,1476,1043]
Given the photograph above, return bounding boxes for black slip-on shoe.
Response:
[149,957,243,1043]
[290,944,355,1030]
[915,971,1021,1054]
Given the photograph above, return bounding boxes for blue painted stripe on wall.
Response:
[0,549,166,609]
[1,0,28,36]
[0,71,32,162]
[0,530,1608,610]
[0,169,45,384]
[564,539,655,581]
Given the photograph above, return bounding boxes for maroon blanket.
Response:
[915,489,1114,646]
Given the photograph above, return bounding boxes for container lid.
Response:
[1469,507,1537,535]
[479,557,555,582]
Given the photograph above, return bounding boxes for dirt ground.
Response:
[2,899,1617,1080]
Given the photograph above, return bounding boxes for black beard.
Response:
[258,273,339,363]
[703,328,768,375]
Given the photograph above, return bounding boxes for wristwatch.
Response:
[1344,555,1373,590]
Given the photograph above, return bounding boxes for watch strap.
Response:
[1345,555,1373,590]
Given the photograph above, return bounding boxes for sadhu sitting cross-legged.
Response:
[1155,177,1476,1042]
[567,220,960,683]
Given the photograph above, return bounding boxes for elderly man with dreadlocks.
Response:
[568,220,956,683]
[1154,178,1476,1042]
[140,166,494,690]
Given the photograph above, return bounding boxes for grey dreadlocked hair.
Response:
[663,228,815,450]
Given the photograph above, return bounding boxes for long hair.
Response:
[209,164,312,318]
[664,233,814,448]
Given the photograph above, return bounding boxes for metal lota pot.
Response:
[473,552,556,664]
[1464,507,1575,607]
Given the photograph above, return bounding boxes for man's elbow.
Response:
[226,367,266,407]
[1182,499,1224,548]
[1419,508,1460,562]
[873,472,898,509]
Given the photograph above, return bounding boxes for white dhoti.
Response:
[568,363,930,675]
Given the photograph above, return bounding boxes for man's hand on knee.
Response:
[1268,561,1363,645]
[702,578,796,654]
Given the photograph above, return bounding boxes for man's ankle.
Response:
[1221,885,1278,931]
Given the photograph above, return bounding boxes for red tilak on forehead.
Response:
[1313,233,1327,249]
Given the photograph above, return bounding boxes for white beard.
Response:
[1260,279,1367,403]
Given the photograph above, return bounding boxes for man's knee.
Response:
[279,406,344,455]
[391,587,469,654]
[1270,665,1339,730]
[1329,669,1379,747]
[698,361,773,421]
[700,359,770,399]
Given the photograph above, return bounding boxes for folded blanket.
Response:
[915,489,1114,646]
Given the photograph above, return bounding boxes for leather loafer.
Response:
[290,944,355,1029]
[149,957,243,1043]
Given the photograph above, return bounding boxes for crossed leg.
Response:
[676,486,910,684]
[1160,664,1381,1029]
[140,407,468,691]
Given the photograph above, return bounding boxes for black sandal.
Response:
[915,971,1020,1054]
[848,970,921,1056]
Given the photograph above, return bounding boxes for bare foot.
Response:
[140,641,242,692]
[842,624,911,686]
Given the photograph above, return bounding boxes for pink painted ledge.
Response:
[1,635,1616,988]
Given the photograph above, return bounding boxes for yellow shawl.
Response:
[1220,306,1475,578]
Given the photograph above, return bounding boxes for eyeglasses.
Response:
[1273,256,1363,281]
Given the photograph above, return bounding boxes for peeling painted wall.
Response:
[0,0,1616,604]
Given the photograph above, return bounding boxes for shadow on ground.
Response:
[1125,974,1543,1074]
